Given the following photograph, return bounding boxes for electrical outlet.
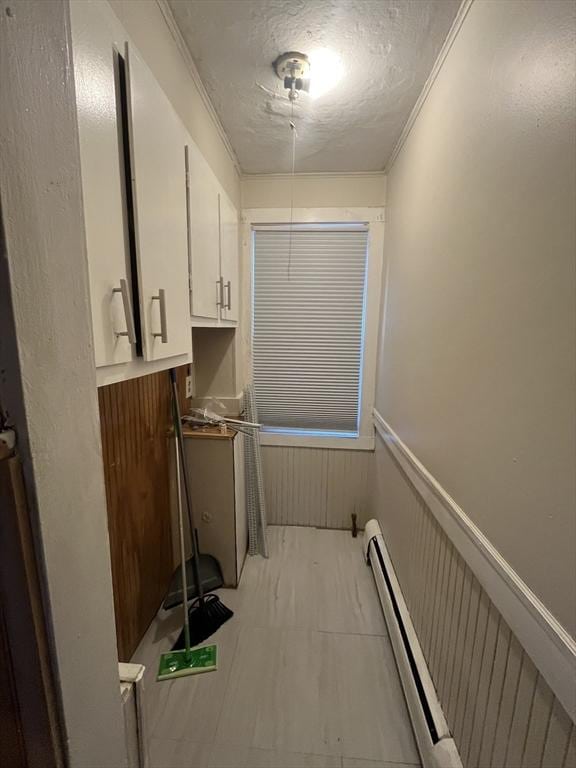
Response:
[185,375,193,399]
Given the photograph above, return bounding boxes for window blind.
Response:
[253,225,368,435]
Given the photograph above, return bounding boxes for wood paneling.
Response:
[0,457,63,768]
[261,446,372,529]
[98,367,187,661]
[0,606,27,768]
[372,434,575,768]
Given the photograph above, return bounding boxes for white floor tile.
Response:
[325,633,418,762]
[235,527,321,631]
[214,625,278,748]
[134,527,420,767]
[234,528,387,637]
[208,743,250,767]
[149,618,241,744]
[148,737,212,768]
[247,748,341,767]
[313,529,388,636]
[216,624,418,764]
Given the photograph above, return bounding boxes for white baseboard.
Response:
[373,410,576,722]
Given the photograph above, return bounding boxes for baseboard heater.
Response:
[363,520,462,768]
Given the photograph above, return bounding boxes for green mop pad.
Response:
[157,643,217,681]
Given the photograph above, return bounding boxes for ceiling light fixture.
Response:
[307,48,344,99]
[273,51,310,101]
[273,48,344,101]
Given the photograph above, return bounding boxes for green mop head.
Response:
[157,643,217,681]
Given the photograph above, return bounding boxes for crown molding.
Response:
[384,0,475,173]
[241,171,387,181]
[155,0,241,176]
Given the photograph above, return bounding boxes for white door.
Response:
[219,192,240,323]
[186,140,220,321]
[71,0,135,367]
[125,43,190,361]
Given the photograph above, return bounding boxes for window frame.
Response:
[242,207,385,451]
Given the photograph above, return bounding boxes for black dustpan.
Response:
[163,553,224,610]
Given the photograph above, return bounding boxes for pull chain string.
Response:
[288,98,297,281]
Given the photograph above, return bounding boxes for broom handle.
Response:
[174,432,191,656]
[170,369,205,605]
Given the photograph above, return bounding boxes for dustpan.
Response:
[163,554,224,610]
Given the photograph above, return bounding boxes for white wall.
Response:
[109,0,240,208]
[0,2,126,764]
[241,172,386,209]
[376,0,576,635]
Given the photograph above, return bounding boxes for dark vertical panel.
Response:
[0,606,27,768]
[98,366,187,660]
[0,458,62,767]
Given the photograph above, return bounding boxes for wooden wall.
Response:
[98,366,188,661]
[372,435,576,768]
[0,456,63,767]
[0,606,26,768]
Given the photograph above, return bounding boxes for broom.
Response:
[157,418,215,680]
[169,368,233,650]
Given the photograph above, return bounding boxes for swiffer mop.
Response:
[157,423,216,680]
[168,368,233,651]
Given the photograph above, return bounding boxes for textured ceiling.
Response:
[168,0,461,174]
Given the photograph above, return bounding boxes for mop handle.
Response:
[173,432,191,656]
[170,369,205,604]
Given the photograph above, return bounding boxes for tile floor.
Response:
[132,526,420,768]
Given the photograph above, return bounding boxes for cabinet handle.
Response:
[113,278,137,344]
[216,276,224,307]
[152,289,168,343]
[225,280,232,310]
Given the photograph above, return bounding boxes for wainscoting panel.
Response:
[372,434,575,768]
[261,446,372,529]
[98,366,188,661]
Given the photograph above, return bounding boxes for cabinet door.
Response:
[125,43,190,361]
[71,0,135,367]
[184,438,237,586]
[186,141,220,321]
[219,192,240,323]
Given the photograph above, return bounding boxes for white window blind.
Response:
[253,225,368,435]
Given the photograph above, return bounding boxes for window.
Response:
[252,224,369,437]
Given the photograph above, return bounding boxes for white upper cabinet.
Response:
[219,192,240,323]
[187,141,221,321]
[125,43,190,362]
[187,140,240,326]
[71,0,237,379]
[71,0,135,367]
